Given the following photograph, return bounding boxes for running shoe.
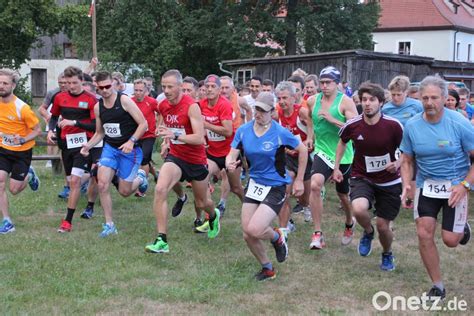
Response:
[460,222,471,245]
[358,229,374,257]
[145,236,169,253]
[272,228,288,263]
[287,218,296,233]
[427,286,446,301]
[254,267,276,281]
[58,219,72,233]
[99,223,118,238]
[58,186,70,199]
[171,194,188,217]
[207,209,220,239]
[194,220,209,233]
[28,166,40,191]
[217,201,226,218]
[0,219,15,234]
[80,206,94,219]
[292,203,303,214]
[134,191,146,198]
[137,169,148,194]
[341,218,356,245]
[380,252,395,271]
[303,207,312,222]
[310,231,326,249]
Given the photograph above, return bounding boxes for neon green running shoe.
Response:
[145,237,169,253]
[193,220,209,233]
[208,208,220,239]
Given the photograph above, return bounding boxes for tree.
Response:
[0,0,86,70]
[69,0,379,79]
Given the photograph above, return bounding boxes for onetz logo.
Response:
[372,291,468,312]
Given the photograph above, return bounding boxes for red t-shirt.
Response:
[132,95,159,139]
[51,90,97,139]
[159,94,207,164]
[339,114,403,184]
[200,96,234,157]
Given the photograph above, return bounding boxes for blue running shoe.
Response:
[28,166,40,191]
[99,223,118,238]
[80,180,89,195]
[358,229,374,257]
[0,219,15,234]
[80,206,94,219]
[137,169,148,194]
[58,186,70,199]
[380,252,395,271]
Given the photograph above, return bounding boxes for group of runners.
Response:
[0,63,472,300]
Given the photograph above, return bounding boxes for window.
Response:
[236,69,252,86]
[63,43,77,59]
[31,69,47,98]
[456,42,460,60]
[398,41,411,55]
[468,44,472,62]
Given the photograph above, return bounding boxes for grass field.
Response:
[0,160,473,314]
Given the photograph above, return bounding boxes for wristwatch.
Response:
[173,132,180,141]
[129,136,138,144]
[460,180,471,191]
[19,138,26,145]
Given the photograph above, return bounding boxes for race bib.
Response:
[206,129,225,142]
[245,178,271,202]
[66,132,87,149]
[103,123,122,138]
[422,179,451,199]
[2,134,19,147]
[365,153,390,173]
[169,127,186,145]
[316,152,335,169]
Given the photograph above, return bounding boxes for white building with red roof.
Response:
[372,0,473,62]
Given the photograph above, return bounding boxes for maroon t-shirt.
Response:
[339,114,403,184]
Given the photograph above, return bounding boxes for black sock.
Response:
[65,208,75,223]
[345,221,354,229]
[158,233,167,243]
[209,211,217,222]
[87,201,94,209]
[368,225,375,236]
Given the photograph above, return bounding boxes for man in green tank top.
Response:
[307,66,358,250]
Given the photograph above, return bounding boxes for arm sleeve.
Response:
[338,122,352,144]
[75,119,96,132]
[48,116,59,131]
[400,126,413,155]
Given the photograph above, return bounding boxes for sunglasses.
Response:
[97,84,112,90]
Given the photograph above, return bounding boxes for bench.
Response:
[32,132,62,174]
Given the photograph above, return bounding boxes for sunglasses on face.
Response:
[97,84,112,90]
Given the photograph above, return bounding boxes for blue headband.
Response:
[320,66,341,84]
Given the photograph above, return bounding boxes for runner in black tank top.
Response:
[80,72,148,238]
[99,92,138,148]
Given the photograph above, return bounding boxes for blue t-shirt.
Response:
[400,109,474,187]
[465,103,474,120]
[231,120,300,186]
[382,97,423,127]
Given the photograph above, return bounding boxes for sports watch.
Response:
[460,180,471,191]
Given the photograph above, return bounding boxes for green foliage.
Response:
[0,0,86,69]
[69,0,379,80]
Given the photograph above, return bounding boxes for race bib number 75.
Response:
[245,178,271,202]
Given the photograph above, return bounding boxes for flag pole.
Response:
[92,0,97,58]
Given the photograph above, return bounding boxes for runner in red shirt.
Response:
[275,81,314,233]
[199,75,244,219]
[132,79,160,196]
[145,69,221,254]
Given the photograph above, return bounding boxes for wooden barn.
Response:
[221,50,474,91]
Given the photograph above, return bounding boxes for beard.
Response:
[0,90,12,98]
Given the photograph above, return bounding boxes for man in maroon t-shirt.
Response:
[145,69,221,254]
[333,82,403,272]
